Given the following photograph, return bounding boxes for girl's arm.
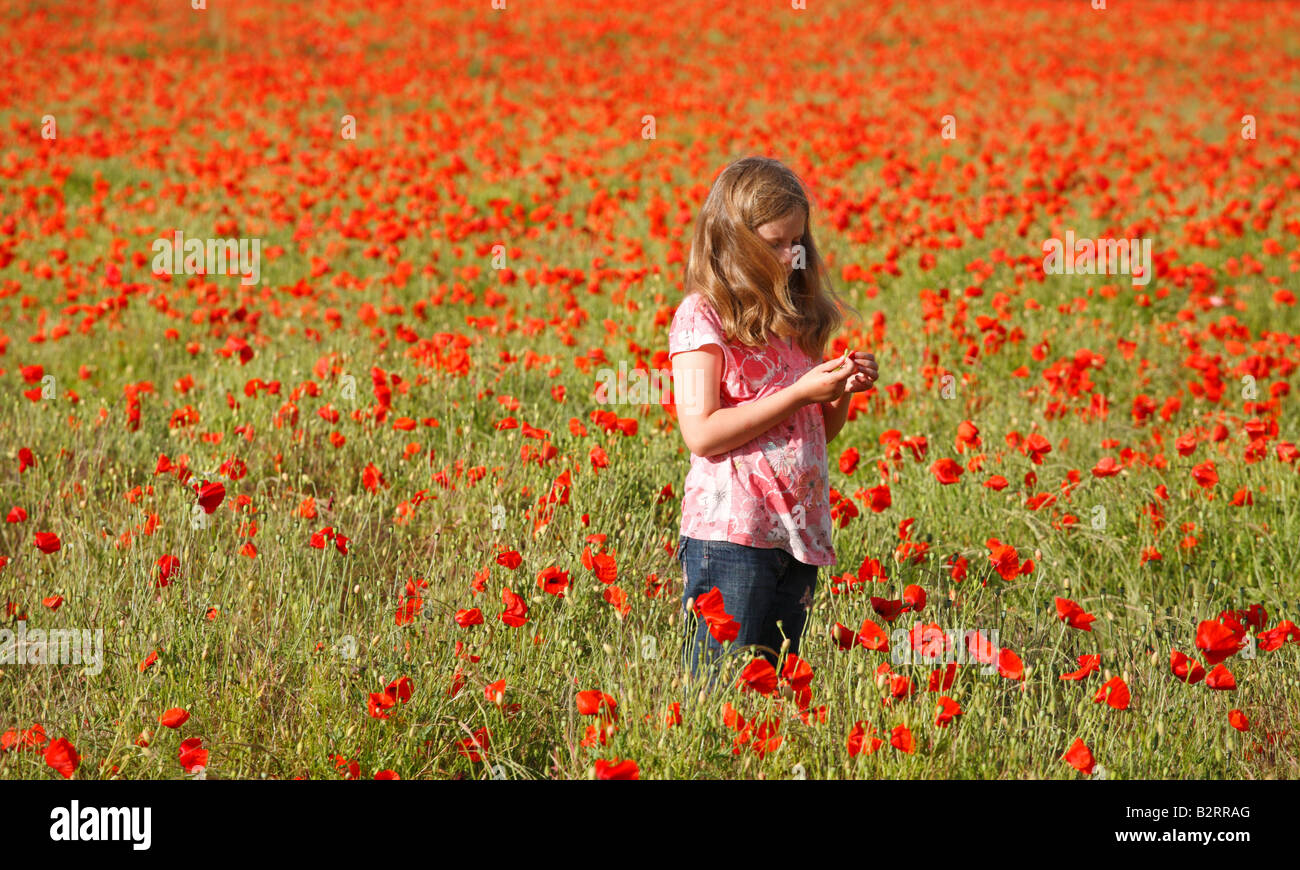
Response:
[672,347,856,458]
[821,393,852,443]
[673,347,806,458]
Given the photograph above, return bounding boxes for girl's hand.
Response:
[795,354,859,405]
[842,351,878,393]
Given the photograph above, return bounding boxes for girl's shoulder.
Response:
[673,291,723,329]
[670,292,731,355]
[674,292,794,353]
[676,290,708,314]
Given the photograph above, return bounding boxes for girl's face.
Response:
[755,208,807,275]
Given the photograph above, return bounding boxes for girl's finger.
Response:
[821,356,851,373]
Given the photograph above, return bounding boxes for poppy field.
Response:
[2,0,1300,781]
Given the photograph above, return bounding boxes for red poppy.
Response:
[386,676,414,704]
[967,630,997,665]
[178,737,208,772]
[1258,620,1299,651]
[644,572,669,598]
[361,463,388,492]
[839,447,859,474]
[1055,597,1096,631]
[217,336,254,364]
[733,717,782,758]
[1093,676,1131,710]
[500,587,528,627]
[908,623,947,661]
[590,552,618,584]
[890,724,916,754]
[159,708,190,728]
[888,674,917,700]
[830,622,857,651]
[780,654,814,709]
[330,755,361,780]
[737,659,778,696]
[139,650,160,672]
[1205,664,1236,690]
[457,727,491,763]
[858,618,890,651]
[692,586,740,644]
[664,703,682,728]
[395,592,423,626]
[955,420,982,452]
[928,663,957,692]
[997,648,1024,681]
[368,692,397,719]
[985,538,1033,580]
[847,721,882,757]
[45,738,80,779]
[576,690,618,716]
[594,759,639,780]
[454,608,484,627]
[602,584,630,617]
[902,584,927,612]
[536,565,570,597]
[1091,456,1123,478]
[195,481,226,513]
[484,679,506,705]
[157,554,181,587]
[1196,619,1244,665]
[857,557,889,584]
[1062,738,1096,775]
[929,458,964,484]
[1060,654,1100,680]
[935,696,963,727]
[1190,460,1218,489]
[1170,649,1206,684]
[870,596,906,623]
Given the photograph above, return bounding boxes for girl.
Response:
[669,155,878,690]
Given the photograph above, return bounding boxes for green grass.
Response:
[1,0,1298,781]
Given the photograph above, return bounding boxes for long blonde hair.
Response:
[684,156,859,359]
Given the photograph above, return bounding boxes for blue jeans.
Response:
[676,535,819,692]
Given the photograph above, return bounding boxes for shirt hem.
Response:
[677,530,836,567]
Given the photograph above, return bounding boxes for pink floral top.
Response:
[668,291,835,566]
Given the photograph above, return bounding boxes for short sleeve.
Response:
[669,293,729,358]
